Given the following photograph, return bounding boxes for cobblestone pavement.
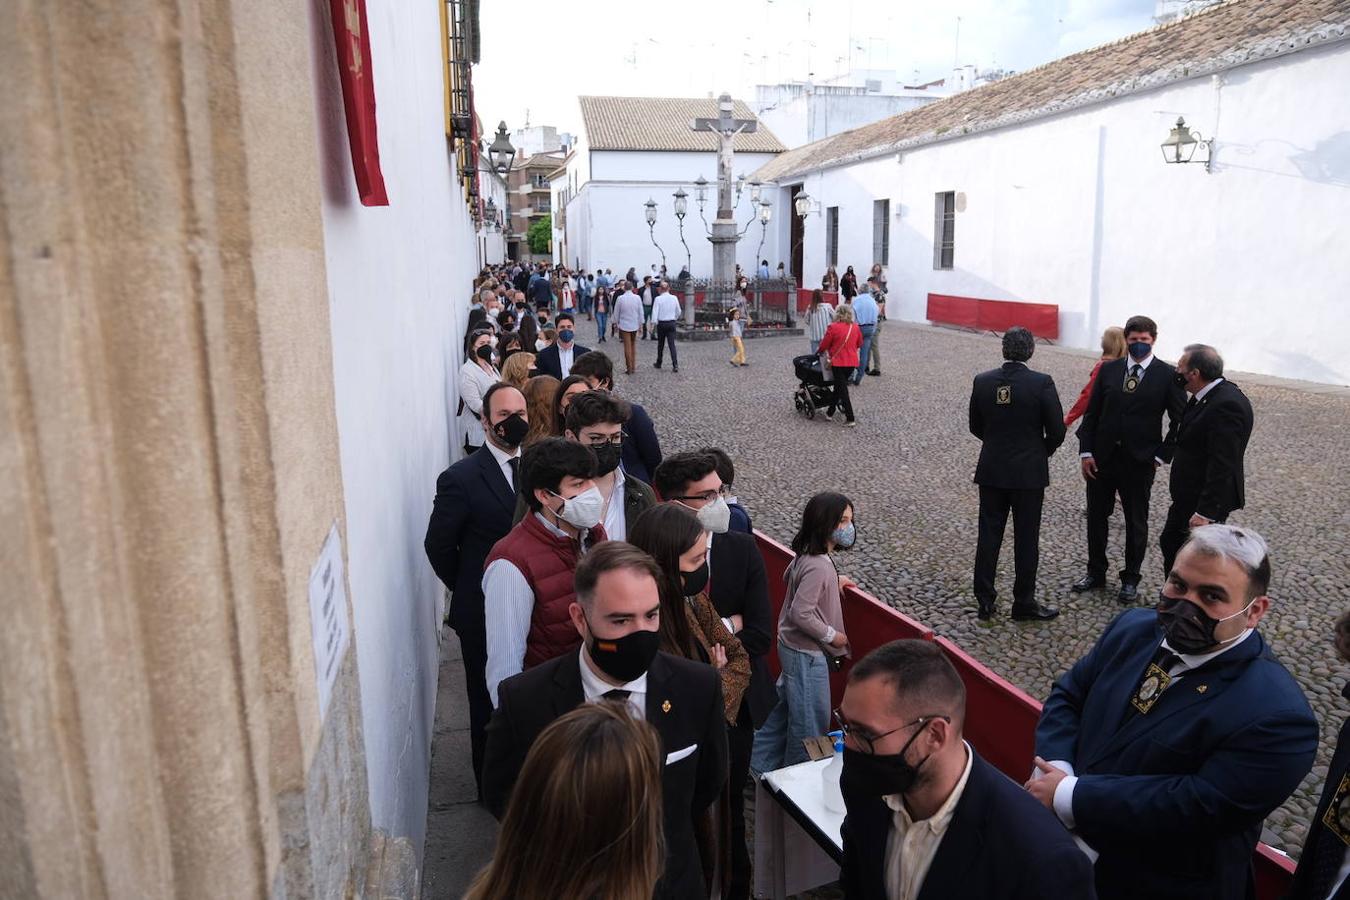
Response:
[611,321,1350,857]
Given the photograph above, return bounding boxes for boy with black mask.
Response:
[562,390,655,541]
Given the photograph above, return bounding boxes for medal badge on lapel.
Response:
[996,385,1012,405]
[1324,771,1350,847]
[1130,663,1171,714]
[1124,374,1141,394]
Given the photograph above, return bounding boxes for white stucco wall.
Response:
[313,0,475,863]
[776,40,1350,384]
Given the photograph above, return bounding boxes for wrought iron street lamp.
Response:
[644,198,666,270]
[488,121,515,174]
[794,192,812,218]
[749,180,762,205]
[484,197,497,226]
[673,187,692,277]
[1160,117,1212,171]
[755,200,773,266]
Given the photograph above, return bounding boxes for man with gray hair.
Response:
[1158,343,1254,576]
[968,326,1066,621]
[1029,523,1317,900]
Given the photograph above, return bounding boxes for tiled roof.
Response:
[754,0,1350,182]
[578,96,786,153]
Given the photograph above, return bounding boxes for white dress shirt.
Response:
[558,342,575,376]
[884,742,974,900]
[653,292,682,322]
[601,470,628,541]
[484,439,520,491]
[1192,376,1225,402]
[577,645,647,720]
[615,291,645,331]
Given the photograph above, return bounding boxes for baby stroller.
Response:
[792,354,834,419]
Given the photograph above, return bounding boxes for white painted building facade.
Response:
[755,5,1350,385]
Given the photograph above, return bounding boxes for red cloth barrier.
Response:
[926,293,1059,340]
[751,530,1296,895]
[796,289,840,313]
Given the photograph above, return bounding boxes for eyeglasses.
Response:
[832,710,950,755]
[673,485,731,504]
[582,432,625,448]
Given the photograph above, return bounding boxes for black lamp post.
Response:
[644,198,666,271]
[488,121,515,174]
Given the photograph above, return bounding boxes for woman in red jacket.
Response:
[1064,326,1126,427]
[816,304,863,426]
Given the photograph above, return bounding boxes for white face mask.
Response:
[690,496,731,534]
[551,486,604,529]
[535,339,548,352]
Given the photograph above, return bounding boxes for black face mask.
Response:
[1173,371,1189,389]
[585,615,660,683]
[492,412,529,449]
[475,345,494,363]
[680,561,709,597]
[1156,590,1252,654]
[839,723,931,798]
[593,442,623,476]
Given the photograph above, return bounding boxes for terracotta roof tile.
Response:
[754,0,1350,182]
[578,96,786,153]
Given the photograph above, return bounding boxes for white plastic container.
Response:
[822,731,845,813]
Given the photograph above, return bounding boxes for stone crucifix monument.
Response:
[689,92,757,324]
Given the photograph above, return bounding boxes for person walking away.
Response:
[849,280,879,386]
[751,491,854,772]
[1065,327,1126,427]
[969,327,1066,622]
[615,281,644,375]
[1070,315,1186,604]
[592,286,610,342]
[806,288,835,355]
[840,265,858,301]
[1157,343,1254,576]
[816,304,862,427]
[728,307,746,367]
[865,267,886,377]
[639,276,657,340]
[464,703,665,900]
[651,281,682,373]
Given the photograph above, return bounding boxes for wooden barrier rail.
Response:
[751,530,1296,896]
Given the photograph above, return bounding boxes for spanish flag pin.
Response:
[662,700,672,713]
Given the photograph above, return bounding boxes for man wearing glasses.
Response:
[555,390,654,541]
[837,640,1096,900]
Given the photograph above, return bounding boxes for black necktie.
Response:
[602,688,631,702]
[1130,364,1142,380]
[507,457,520,492]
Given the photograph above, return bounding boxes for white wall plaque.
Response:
[308,522,351,721]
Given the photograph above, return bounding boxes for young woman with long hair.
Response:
[751,491,855,772]
[521,374,560,448]
[553,375,591,436]
[462,703,664,900]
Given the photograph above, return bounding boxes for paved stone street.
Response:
[615,320,1350,856]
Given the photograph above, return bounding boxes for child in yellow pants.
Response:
[728,307,747,366]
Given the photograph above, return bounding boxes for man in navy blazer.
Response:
[1031,524,1317,900]
[533,311,591,380]
[423,383,527,791]
[568,350,663,483]
[839,640,1096,900]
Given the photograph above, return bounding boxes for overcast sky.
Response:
[473,0,1160,140]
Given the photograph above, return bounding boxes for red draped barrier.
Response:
[796,289,840,313]
[751,530,1296,895]
[926,293,1059,339]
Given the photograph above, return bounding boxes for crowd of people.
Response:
[428,262,1347,900]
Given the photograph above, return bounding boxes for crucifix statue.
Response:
[690,93,757,319]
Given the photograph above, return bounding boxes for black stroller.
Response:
[792,354,834,419]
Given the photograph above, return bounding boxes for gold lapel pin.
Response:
[661,700,672,713]
[1196,685,1208,694]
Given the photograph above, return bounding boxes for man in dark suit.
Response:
[969,326,1067,621]
[1158,343,1255,576]
[533,311,591,380]
[1289,609,1350,900]
[527,264,551,309]
[483,542,728,900]
[1072,314,1186,604]
[1030,524,1317,900]
[569,350,664,483]
[652,449,773,900]
[839,640,1096,900]
[423,383,527,789]
[703,446,753,534]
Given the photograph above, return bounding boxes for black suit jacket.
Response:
[483,650,729,899]
[423,446,517,632]
[1168,379,1254,520]
[534,342,592,380]
[708,531,775,727]
[841,749,1098,900]
[1078,356,1186,466]
[512,269,530,292]
[621,401,663,485]
[1288,684,1350,900]
[969,361,1066,489]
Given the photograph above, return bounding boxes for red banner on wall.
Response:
[328,0,388,206]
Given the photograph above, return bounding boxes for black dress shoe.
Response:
[976,602,995,621]
[1070,574,1106,592]
[1011,603,1060,621]
[1117,583,1140,604]
[672,366,679,373]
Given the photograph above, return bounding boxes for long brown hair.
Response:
[522,375,560,447]
[628,503,707,659]
[463,703,665,900]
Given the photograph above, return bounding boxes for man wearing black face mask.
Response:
[1032,524,1317,900]
[1072,314,1186,604]
[483,541,729,900]
[839,640,1095,900]
[561,391,654,540]
[423,383,528,794]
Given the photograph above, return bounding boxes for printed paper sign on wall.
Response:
[308,523,352,720]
